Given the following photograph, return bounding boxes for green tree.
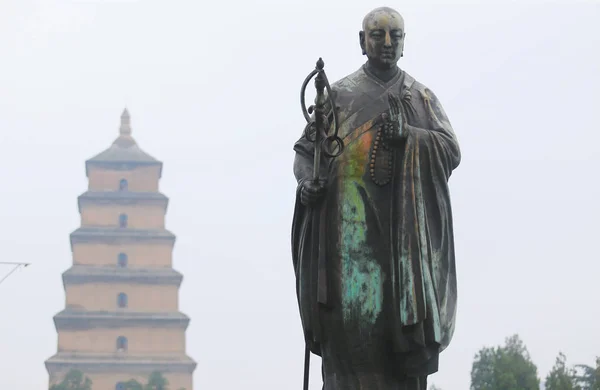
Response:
[470,334,540,390]
[144,371,169,390]
[574,357,600,390]
[122,379,144,390]
[49,369,93,390]
[545,352,579,390]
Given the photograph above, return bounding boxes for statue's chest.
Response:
[333,123,395,188]
[335,130,374,181]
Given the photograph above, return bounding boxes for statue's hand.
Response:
[383,93,406,142]
[300,179,327,207]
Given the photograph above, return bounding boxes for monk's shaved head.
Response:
[362,7,404,31]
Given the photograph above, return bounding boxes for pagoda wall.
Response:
[65,283,178,311]
[80,203,166,229]
[87,165,161,192]
[57,328,186,354]
[73,243,173,268]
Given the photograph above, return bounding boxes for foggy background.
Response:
[0,0,598,389]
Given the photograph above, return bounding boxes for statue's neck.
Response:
[365,61,400,83]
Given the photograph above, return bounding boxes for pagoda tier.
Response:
[62,265,184,286]
[46,109,195,390]
[77,190,169,211]
[70,226,176,247]
[53,309,190,329]
[45,354,196,374]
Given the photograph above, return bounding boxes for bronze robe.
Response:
[292,64,461,379]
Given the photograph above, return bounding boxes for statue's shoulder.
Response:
[330,66,367,95]
[403,71,438,102]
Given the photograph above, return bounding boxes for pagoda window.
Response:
[117,253,128,268]
[116,336,128,352]
[118,213,128,228]
[117,293,128,308]
[119,179,128,191]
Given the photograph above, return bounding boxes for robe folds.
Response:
[292,64,461,378]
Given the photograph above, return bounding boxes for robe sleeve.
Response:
[404,88,461,177]
[290,94,335,356]
[293,137,315,188]
[394,86,460,352]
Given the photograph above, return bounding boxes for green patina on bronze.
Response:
[339,131,383,326]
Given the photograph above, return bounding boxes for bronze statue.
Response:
[291,7,461,390]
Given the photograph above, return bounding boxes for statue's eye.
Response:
[370,31,384,39]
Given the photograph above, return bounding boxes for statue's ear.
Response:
[359,31,366,55]
[400,32,406,57]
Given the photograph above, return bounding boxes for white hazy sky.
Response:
[0,1,598,389]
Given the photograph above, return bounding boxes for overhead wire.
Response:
[0,262,30,286]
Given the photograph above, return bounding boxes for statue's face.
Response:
[360,10,405,70]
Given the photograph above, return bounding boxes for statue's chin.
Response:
[369,59,398,71]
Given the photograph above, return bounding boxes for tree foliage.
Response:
[470,334,540,390]
[545,352,578,390]
[49,369,92,390]
[144,371,169,390]
[122,379,144,390]
[49,370,186,390]
[117,371,185,390]
[574,357,600,390]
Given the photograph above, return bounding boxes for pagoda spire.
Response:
[113,108,136,147]
[120,108,132,136]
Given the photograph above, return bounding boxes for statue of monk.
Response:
[291,6,461,390]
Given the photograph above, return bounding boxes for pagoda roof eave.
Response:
[69,227,176,250]
[45,353,197,374]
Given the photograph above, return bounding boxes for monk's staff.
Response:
[299,58,344,390]
[300,58,344,176]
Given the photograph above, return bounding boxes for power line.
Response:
[0,262,30,286]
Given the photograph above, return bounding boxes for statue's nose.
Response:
[384,33,392,46]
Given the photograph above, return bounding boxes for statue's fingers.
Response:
[392,95,401,113]
[392,95,401,114]
[386,107,394,120]
[387,93,395,104]
[305,186,322,194]
[387,102,396,117]
[300,189,308,202]
[386,104,393,116]
[388,94,398,113]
